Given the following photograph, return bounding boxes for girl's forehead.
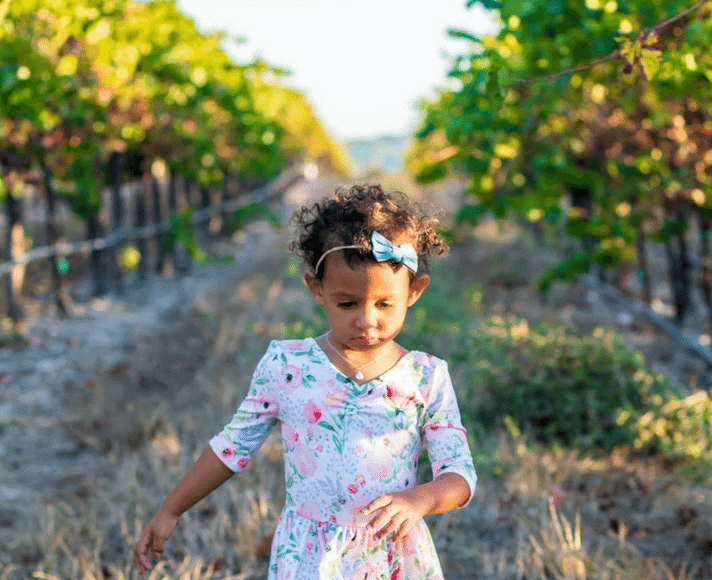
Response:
[321,252,411,293]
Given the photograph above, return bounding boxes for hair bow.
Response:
[370,231,418,273]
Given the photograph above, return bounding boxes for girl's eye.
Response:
[378,302,393,309]
[337,302,355,308]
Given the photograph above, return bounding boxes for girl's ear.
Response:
[304,271,325,306]
[407,274,430,307]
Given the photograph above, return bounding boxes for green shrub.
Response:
[468,317,673,449]
[450,316,671,451]
[618,389,712,480]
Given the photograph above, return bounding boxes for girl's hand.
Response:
[132,510,179,575]
[357,488,432,542]
[357,473,471,542]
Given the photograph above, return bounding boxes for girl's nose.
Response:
[356,306,377,329]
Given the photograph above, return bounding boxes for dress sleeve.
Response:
[209,341,281,472]
[421,359,477,506]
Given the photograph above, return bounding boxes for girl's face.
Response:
[305,246,429,354]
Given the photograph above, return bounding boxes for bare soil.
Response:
[2,175,712,578]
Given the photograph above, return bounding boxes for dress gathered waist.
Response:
[286,498,380,529]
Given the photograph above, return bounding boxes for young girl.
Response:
[133,184,477,579]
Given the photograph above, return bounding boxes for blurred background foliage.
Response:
[409,0,712,294]
[0,0,347,208]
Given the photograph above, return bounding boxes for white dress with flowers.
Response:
[210,338,477,580]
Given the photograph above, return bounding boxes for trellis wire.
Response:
[0,165,303,278]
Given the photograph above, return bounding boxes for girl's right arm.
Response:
[132,446,235,575]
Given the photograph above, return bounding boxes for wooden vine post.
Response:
[40,162,68,316]
[167,172,188,275]
[86,209,107,297]
[199,185,211,238]
[134,178,148,286]
[108,152,125,295]
[151,177,166,274]
[698,212,712,337]
[1,167,22,322]
[664,204,693,325]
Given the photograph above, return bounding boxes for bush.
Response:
[619,389,712,480]
[461,317,674,450]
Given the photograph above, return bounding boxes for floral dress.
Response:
[210,338,477,580]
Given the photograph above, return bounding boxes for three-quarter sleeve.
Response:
[210,341,281,472]
[420,359,477,506]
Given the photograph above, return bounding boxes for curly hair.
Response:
[289,184,447,279]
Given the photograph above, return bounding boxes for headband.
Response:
[313,231,418,275]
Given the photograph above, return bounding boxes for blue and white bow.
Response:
[370,231,418,273]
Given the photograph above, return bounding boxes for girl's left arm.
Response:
[360,359,476,542]
[133,447,235,574]
[358,472,470,542]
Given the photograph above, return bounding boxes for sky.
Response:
[176,0,499,142]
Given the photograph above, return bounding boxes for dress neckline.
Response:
[307,337,413,385]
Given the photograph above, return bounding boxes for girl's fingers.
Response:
[133,528,167,575]
[390,518,412,542]
[133,532,152,573]
[369,510,408,541]
[151,534,165,557]
[359,494,391,515]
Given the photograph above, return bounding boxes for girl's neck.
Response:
[319,333,405,382]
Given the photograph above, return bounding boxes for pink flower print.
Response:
[347,484,358,494]
[237,458,248,470]
[296,500,319,519]
[324,387,347,408]
[306,543,313,552]
[307,427,314,438]
[365,428,373,437]
[258,395,277,413]
[391,565,402,580]
[294,442,317,476]
[296,504,311,519]
[284,422,300,449]
[362,563,379,578]
[284,341,308,351]
[368,461,389,481]
[355,474,365,486]
[355,444,365,454]
[316,445,323,452]
[280,365,303,389]
[304,399,322,424]
[386,384,394,399]
[221,448,236,459]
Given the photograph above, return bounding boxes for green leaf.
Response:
[225,201,282,235]
[496,67,512,97]
[456,204,487,226]
[447,28,479,43]
[640,47,662,79]
[415,161,448,184]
